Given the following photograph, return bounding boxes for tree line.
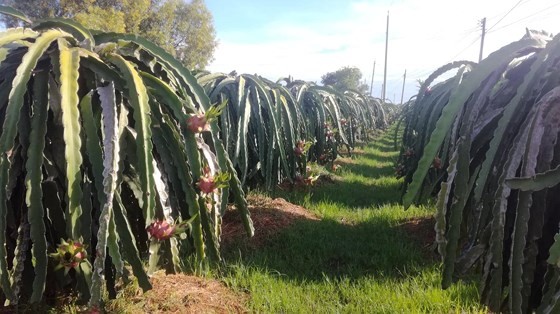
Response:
[1,0,217,70]
[2,1,372,96]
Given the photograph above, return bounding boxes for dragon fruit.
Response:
[147,218,195,241]
[147,220,175,241]
[50,239,88,274]
[187,114,210,133]
[197,167,230,196]
[198,175,217,195]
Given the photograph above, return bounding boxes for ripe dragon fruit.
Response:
[196,167,230,196]
[187,114,210,133]
[146,220,175,241]
[197,175,217,195]
[147,218,196,241]
[186,101,229,134]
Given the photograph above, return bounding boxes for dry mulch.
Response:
[221,194,319,249]
[105,271,247,314]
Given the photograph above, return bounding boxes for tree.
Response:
[137,0,218,69]
[171,0,217,69]
[321,66,369,94]
[74,5,127,33]
[0,0,58,24]
[0,0,218,69]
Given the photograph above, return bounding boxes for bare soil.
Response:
[398,216,438,260]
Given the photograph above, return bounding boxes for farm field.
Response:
[102,128,487,313]
[2,2,560,313]
[216,128,486,313]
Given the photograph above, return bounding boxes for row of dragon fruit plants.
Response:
[196,72,395,190]
[397,29,560,313]
[0,6,394,308]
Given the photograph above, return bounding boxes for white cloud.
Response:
[208,0,560,102]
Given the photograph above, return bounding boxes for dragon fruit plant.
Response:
[0,5,253,308]
[398,30,560,312]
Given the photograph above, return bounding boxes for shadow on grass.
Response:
[367,137,398,151]
[355,153,397,165]
[270,170,402,208]
[280,151,403,208]
[310,180,401,208]
[223,129,424,283]
[338,161,396,178]
[223,213,429,282]
[376,136,398,149]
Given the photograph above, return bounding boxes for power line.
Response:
[445,19,495,65]
[405,29,481,79]
[412,1,557,81]
[389,25,480,43]
[405,34,479,81]
[488,2,560,34]
[439,33,481,66]
[487,0,525,32]
[401,0,558,88]
[380,2,532,83]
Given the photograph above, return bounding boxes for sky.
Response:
[205,0,560,103]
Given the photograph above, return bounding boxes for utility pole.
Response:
[479,17,486,62]
[369,60,376,96]
[382,11,389,102]
[400,69,407,105]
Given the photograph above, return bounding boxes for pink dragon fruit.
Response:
[147,220,176,241]
[197,175,217,195]
[187,114,210,133]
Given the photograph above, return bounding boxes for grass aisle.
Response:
[220,129,486,313]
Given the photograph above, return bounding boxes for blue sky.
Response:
[205,0,560,102]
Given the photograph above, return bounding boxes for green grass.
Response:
[218,129,486,313]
